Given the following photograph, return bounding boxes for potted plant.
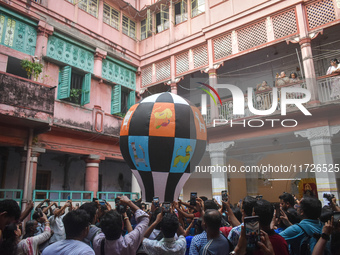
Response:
[21,59,43,81]
[70,88,82,104]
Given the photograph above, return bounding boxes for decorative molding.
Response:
[47,35,94,73]
[295,125,340,146]
[102,58,136,90]
[94,48,107,60]
[207,141,234,155]
[37,21,54,37]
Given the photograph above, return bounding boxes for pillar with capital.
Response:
[295,125,340,200]
[93,48,107,77]
[295,4,319,102]
[206,141,234,201]
[22,147,45,209]
[84,155,101,198]
[35,21,54,59]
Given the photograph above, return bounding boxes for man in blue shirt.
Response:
[279,197,324,255]
[198,209,230,255]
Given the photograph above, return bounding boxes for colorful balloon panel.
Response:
[120,92,207,202]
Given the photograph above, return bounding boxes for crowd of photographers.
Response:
[0,191,339,255]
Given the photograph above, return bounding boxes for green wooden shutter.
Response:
[58,66,72,99]
[127,90,135,110]
[81,73,91,105]
[111,85,121,114]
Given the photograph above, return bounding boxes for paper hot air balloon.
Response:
[120,92,207,202]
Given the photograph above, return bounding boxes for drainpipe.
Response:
[22,128,33,212]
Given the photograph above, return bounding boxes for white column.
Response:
[239,154,263,196]
[207,141,234,202]
[131,174,141,200]
[295,126,340,200]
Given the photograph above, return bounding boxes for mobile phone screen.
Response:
[162,202,170,212]
[221,190,228,202]
[274,203,280,219]
[333,212,340,227]
[190,192,197,206]
[153,197,160,207]
[99,201,106,206]
[244,216,260,251]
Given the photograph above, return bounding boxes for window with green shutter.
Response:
[57,66,91,106]
[127,90,135,109]
[111,86,135,116]
[111,85,121,115]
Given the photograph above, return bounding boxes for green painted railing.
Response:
[97,191,139,201]
[33,190,93,206]
[0,189,23,208]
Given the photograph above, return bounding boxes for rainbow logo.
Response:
[197,82,222,106]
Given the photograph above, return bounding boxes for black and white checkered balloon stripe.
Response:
[120,92,206,202]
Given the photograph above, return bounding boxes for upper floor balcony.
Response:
[203,74,340,125]
[0,71,54,128]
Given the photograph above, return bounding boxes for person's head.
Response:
[203,209,222,233]
[32,212,45,224]
[254,200,274,228]
[0,223,21,255]
[285,207,300,224]
[241,196,257,218]
[204,200,219,211]
[97,204,107,219]
[160,213,179,238]
[290,72,297,79]
[280,71,286,77]
[262,81,268,86]
[298,197,321,220]
[279,193,295,210]
[232,207,242,223]
[199,196,208,202]
[79,202,98,224]
[63,209,90,240]
[330,58,339,66]
[100,210,122,240]
[0,200,21,231]
[24,220,38,238]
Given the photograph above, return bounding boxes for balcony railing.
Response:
[97,191,140,201]
[33,190,94,207]
[317,74,340,102]
[0,189,23,208]
[202,79,339,124]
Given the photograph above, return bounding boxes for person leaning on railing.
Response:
[326,58,340,99]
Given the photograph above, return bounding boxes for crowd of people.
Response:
[0,192,339,255]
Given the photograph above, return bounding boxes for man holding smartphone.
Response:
[253,199,289,255]
[279,197,325,254]
[143,212,186,254]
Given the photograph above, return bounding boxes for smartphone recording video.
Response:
[190,192,197,206]
[274,203,280,219]
[153,197,160,208]
[244,216,260,251]
[162,202,170,213]
[221,190,228,202]
[333,211,340,227]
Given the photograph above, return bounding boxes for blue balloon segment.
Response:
[170,138,196,173]
[128,136,151,171]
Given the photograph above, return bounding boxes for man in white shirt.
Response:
[143,212,186,255]
[42,209,94,255]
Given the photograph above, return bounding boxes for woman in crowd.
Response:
[326,58,340,99]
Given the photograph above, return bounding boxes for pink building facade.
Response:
[0,0,339,206]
